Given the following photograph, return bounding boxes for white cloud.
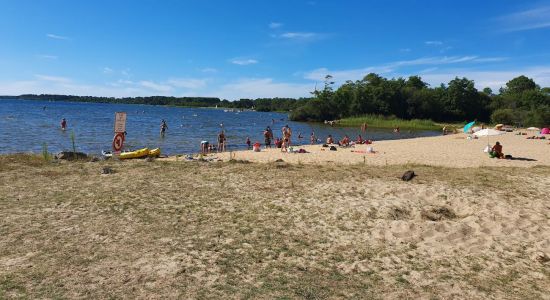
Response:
[230,58,258,65]
[425,40,443,46]
[269,22,283,29]
[36,54,58,60]
[212,78,313,99]
[279,32,319,40]
[167,78,207,89]
[303,56,509,83]
[415,67,550,91]
[34,74,71,83]
[496,5,550,32]
[103,67,114,74]
[139,81,173,93]
[46,33,69,40]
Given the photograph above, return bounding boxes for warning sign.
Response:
[112,132,125,153]
[114,112,127,133]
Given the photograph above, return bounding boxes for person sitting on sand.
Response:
[200,140,209,155]
[339,135,350,147]
[326,135,334,144]
[356,135,364,144]
[490,141,504,159]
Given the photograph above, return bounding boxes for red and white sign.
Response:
[112,132,125,153]
[114,112,127,133]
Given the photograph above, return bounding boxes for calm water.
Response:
[0,99,439,155]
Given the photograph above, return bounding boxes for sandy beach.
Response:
[188,132,550,168]
[1,149,549,298]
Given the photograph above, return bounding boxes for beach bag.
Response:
[401,170,415,181]
[329,146,337,151]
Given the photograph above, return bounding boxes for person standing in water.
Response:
[246,137,251,149]
[160,119,168,137]
[310,132,316,145]
[217,130,226,152]
[60,118,67,131]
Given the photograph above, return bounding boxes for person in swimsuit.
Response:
[160,119,168,137]
[217,131,226,152]
[264,128,272,148]
[491,141,504,158]
[310,132,316,145]
[326,135,334,144]
[246,137,251,149]
[60,118,67,130]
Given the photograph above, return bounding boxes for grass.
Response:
[338,115,442,130]
[0,155,549,299]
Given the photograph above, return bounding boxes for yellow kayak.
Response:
[148,148,161,157]
[119,148,149,160]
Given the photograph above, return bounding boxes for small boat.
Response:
[148,148,161,157]
[119,148,149,160]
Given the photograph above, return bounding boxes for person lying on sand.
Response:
[490,141,504,159]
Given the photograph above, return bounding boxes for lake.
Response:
[0,99,440,155]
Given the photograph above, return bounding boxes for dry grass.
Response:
[0,155,549,299]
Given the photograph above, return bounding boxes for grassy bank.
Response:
[1,154,549,299]
[338,115,442,130]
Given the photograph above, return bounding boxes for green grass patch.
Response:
[338,115,441,130]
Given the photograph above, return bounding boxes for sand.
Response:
[188,132,550,168]
[1,137,549,298]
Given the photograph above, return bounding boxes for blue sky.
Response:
[1,0,550,99]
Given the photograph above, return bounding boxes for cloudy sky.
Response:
[1,0,550,99]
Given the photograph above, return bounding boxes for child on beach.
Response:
[246,137,251,149]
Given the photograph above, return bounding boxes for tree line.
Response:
[3,74,549,127]
[289,74,550,127]
[0,94,310,112]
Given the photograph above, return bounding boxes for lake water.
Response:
[0,99,440,155]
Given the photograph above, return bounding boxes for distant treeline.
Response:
[3,73,550,127]
[289,74,550,127]
[0,94,311,112]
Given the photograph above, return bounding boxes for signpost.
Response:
[114,112,127,134]
[113,112,127,156]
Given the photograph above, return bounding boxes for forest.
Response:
[290,74,550,127]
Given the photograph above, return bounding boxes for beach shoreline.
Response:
[162,132,550,168]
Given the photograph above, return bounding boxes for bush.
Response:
[490,109,516,125]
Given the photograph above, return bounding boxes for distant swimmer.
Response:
[60,118,67,131]
[160,119,168,137]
